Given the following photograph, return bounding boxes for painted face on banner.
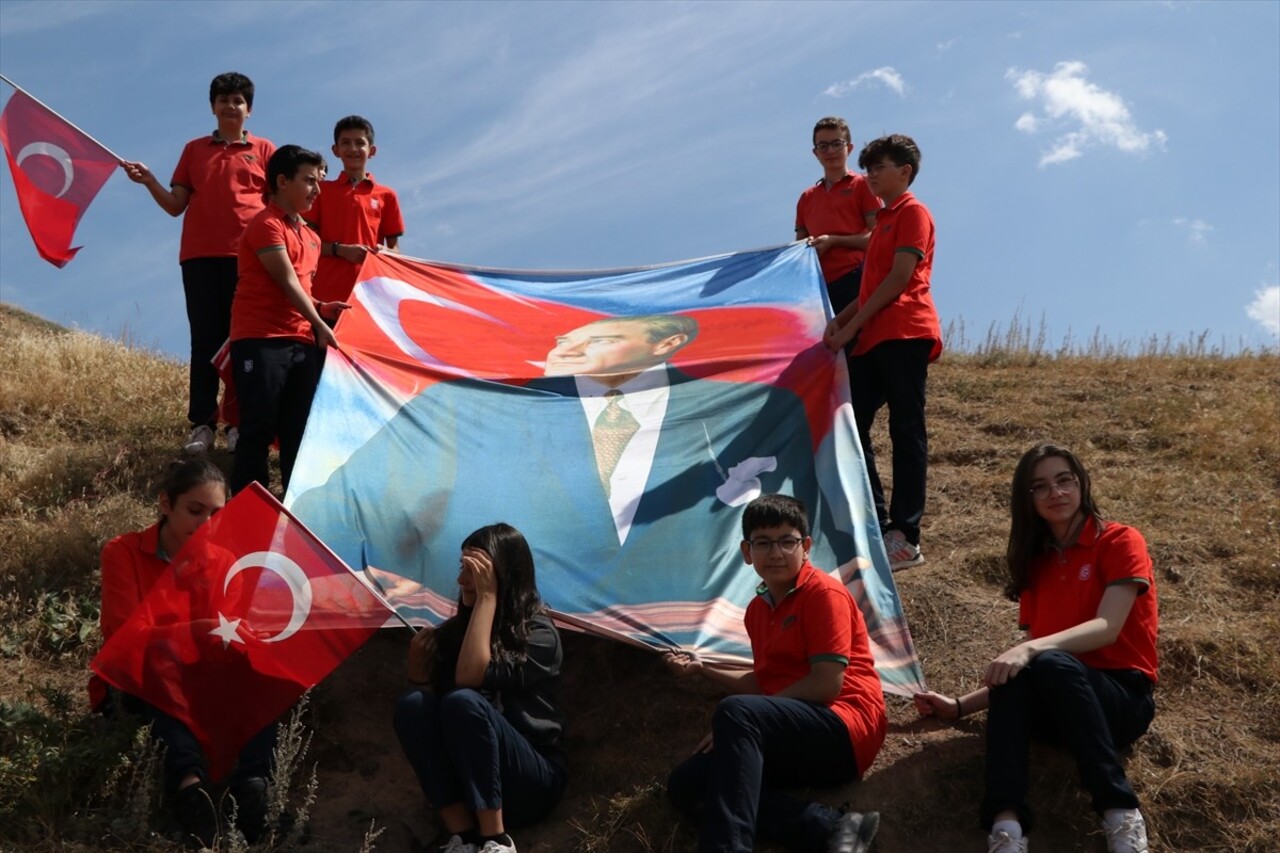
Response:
[543,319,685,378]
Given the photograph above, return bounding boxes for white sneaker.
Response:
[988,830,1029,853]
[226,427,239,453]
[477,835,516,853]
[885,530,925,571]
[437,834,476,853]
[1102,809,1149,853]
[183,425,214,454]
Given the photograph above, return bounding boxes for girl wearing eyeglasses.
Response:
[913,444,1157,853]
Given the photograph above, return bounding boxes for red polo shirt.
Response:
[230,203,321,343]
[854,191,942,359]
[91,523,169,710]
[171,131,275,262]
[745,563,887,775]
[305,172,406,303]
[1019,518,1159,683]
[795,172,882,283]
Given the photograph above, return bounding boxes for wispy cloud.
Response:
[823,67,906,98]
[1173,217,1214,245]
[1007,61,1167,167]
[1246,286,1280,338]
[0,0,118,36]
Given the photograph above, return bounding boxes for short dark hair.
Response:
[266,145,326,193]
[741,494,810,540]
[1004,443,1104,600]
[813,116,851,147]
[157,458,226,514]
[334,115,375,144]
[858,134,922,185]
[209,72,255,108]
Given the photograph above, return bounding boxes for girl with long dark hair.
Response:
[914,444,1157,853]
[393,524,566,853]
[92,459,278,848]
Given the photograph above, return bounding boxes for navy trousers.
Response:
[181,257,238,429]
[113,692,276,793]
[981,650,1155,834]
[229,338,323,494]
[667,695,857,853]
[393,688,566,830]
[847,337,934,546]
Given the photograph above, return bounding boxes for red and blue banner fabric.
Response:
[286,244,925,695]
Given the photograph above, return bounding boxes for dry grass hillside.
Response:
[1,302,1276,852]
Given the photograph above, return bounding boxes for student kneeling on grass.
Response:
[664,494,885,853]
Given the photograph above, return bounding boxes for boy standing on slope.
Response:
[305,115,405,318]
[823,134,941,572]
[665,494,885,853]
[229,145,347,495]
[123,72,274,454]
[795,116,881,320]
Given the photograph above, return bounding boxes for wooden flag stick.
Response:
[0,73,124,162]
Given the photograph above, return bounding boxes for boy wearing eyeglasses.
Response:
[823,134,941,574]
[664,494,885,853]
[795,116,882,319]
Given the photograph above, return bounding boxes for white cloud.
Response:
[1014,112,1039,133]
[936,38,958,53]
[823,66,906,98]
[1007,61,1167,167]
[1246,286,1280,338]
[1173,217,1214,245]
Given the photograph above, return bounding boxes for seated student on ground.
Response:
[664,493,884,853]
[91,459,277,849]
[914,443,1157,853]
[393,524,566,853]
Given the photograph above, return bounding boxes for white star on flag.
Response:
[209,613,245,649]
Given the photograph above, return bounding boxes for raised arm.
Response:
[121,161,190,217]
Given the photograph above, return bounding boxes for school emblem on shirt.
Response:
[244,154,258,163]
[781,615,798,630]
[243,359,254,373]
[370,199,380,210]
[1078,563,1093,581]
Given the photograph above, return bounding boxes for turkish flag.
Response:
[91,483,393,781]
[0,90,118,267]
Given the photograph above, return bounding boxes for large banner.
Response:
[287,244,925,695]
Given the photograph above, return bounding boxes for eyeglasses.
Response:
[747,536,805,555]
[1029,474,1079,501]
[812,140,849,153]
[865,161,901,175]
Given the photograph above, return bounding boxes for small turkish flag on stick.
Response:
[91,483,395,781]
[0,81,119,267]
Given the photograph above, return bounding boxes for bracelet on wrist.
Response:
[953,695,964,719]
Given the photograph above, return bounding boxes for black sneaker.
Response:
[828,809,880,853]
[174,782,219,849]
[229,776,269,843]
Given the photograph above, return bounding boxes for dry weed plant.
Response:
[356,818,385,853]
[1,303,1277,851]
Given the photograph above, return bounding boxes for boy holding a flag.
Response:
[122,72,274,455]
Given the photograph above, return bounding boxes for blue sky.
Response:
[1,0,1277,355]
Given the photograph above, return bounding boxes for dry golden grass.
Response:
[1,302,1276,851]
